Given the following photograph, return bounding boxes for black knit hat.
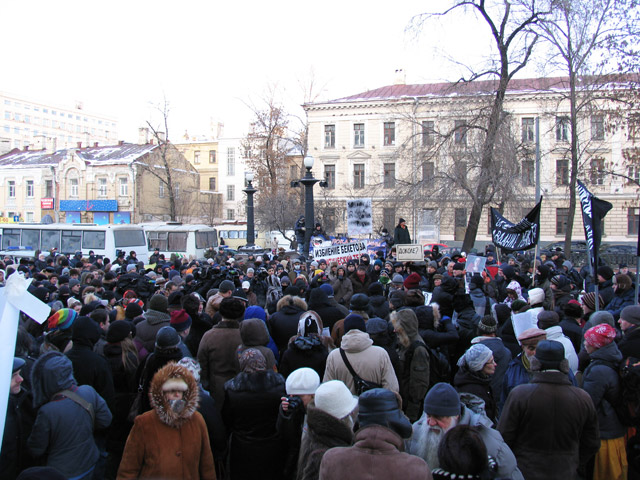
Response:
[107,320,132,343]
[358,388,412,439]
[155,326,180,351]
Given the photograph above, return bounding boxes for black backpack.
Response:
[614,356,640,427]
[405,340,451,389]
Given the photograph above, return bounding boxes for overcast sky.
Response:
[1,1,502,141]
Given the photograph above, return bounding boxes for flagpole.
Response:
[636,211,640,305]
[531,242,539,288]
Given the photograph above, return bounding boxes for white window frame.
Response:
[98,178,107,197]
[26,180,34,198]
[118,177,128,197]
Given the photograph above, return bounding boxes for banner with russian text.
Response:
[313,240,368,264]
[490,200,542,252]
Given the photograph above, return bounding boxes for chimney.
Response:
[24,145,29,151]
[77,142,82,149]
[138,127,150,145]
[94,142,98,147]
[393,68,406,85]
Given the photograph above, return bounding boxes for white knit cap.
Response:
[528,288,545,305]
[315,380,358,420]
[285,367,320,395]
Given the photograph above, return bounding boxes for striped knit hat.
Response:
[47,308,78,331]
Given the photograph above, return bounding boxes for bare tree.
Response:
[536,0,637,255]
[410,0,548,252]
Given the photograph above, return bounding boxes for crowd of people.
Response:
[1,231,639,480]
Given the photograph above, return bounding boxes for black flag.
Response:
[577,180,613,270]
[490,200,542,252]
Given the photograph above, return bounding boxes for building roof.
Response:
[317,74,639,105]
[0,143,157,167]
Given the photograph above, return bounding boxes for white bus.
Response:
[0,223,149,263]
[142,223,218,260]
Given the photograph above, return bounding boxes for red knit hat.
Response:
[403,272,421,290]
[584,323,617,349]
[170,309,192,333]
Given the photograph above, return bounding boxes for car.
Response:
[424,243,453,255]
[544,241,589,253]
[601,244,637,255]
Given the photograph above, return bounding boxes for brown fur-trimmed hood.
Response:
[149,362,199,429]
[276,294,308,312]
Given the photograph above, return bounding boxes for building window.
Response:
[454,120,467,145]
[324,125,336,149]
[174,183,180,199]
[556,208,569,235]
[159,182,165,198]
[522,117,535,143]
[628,163,640,185]
[354,164,365,189]
[226,209,235,220]
[209,177,216,190]
[383,207,395,232]
[556,159,569,186]
[325,165,336,189]
[227,184,235,201]
[383,163,396,189]
[383,122,395,146]
[522,160,535,186]
[26,180,34,198]
[289,165,298,181]
[209,150,216,163]
[8,181,15,198]
[592,115,605,141]
[45,180,53,198]
[556,116,570,141]
[98,178,107,197]
[422,121,435,146]
[354,123,365,148]
[194,151,201,164]
[629,208,639,235]
[118,177,128,197]
[26,212,34,222]
[422,162,435,183]
[590,158,605,185]
[227,148,235,175]
[70,178,79,198]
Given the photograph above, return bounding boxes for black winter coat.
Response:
[307,288,345,332]
[269,306,307,357]
[368,294,390,320]
[185,312,214,357]
[66,343,115,410]
[618,325,640,359]
[222,370,286,480]
[279,335,329,380]
[454,366,497,423]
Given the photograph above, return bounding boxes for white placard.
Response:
[512,311,538,343]
[347,198,373,236]
[312,240,368,264]
[396,244,423,262]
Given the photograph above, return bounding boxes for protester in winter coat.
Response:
[408,383,522,479]
[550,274,574,312]
[182,293,214,357]
[307,286,345,333]
[534,264,553,310]
[469,274,494,317]
[330,265,353,307]
[498,341,600,480]
[390,309,430,422]
[583,324,628,480]
[222,349,286,480]
[393,218,412,245]
[537,310,579,373]
[471,315,511,402]
[349,264,372,295]
[595,265,616,307]
[117,362,216,479]
[324,314,399,395]
[432,276,459,318]
[238,318,278,371]
[319,388,431,480]
[454,344,498,422]
[28,352,112,480]
[197,298,245,410]
[605,273,636,321]
[279,311,331,380]
[366,317,402,381]
[102,321,139,478]
[296,380,356,480]
[134,294,171,354]
[618,305,640,358]
[367,282,390,319]
[561,300,585,354]
[269,295,308,357]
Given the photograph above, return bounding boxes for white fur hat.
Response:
[315,380,358,420]
[528,287,545,306]
[286,367,320,395]
[162,377,188,392]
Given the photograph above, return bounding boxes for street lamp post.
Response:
[300,156,320,260]
[243,171,257,248]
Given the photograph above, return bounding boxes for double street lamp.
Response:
[292,155,327,260]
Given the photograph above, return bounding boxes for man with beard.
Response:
[407,382,522,479]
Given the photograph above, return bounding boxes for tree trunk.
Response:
[564,64,579,257]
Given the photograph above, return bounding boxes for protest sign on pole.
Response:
[396,244,423,262]
[347,198,373,236]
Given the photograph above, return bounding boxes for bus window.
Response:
[229,231,239,239]
[83,231,106,250]
[2,229,21,249]
[114,230,146,248]
[41,230,60,251]
[195,231,208,249]
[21,229,41,250]
[168,232,187,252]
[62,230,82,253]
